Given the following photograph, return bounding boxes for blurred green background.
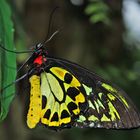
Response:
[1,0,140,140]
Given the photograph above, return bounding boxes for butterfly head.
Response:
[34,43,47,53]
[30,43,48,66]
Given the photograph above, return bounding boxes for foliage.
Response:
[0,0,16,121]
[85,0,111,25]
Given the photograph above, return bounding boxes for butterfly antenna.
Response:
[0,44,33,54]
[44,30,60,44]
[44,7,59,43]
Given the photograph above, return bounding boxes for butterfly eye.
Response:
[37,43,42,47]
[35,43,43,51]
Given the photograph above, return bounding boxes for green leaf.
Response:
[85,1,111,25]
[85,2,109,15]
[0,0,16,121]
[90,13,110,25]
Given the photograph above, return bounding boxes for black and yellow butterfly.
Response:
[19,42,140,131]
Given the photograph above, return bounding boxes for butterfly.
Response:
[17,41,140,131]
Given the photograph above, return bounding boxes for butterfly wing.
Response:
[27,56,140,130]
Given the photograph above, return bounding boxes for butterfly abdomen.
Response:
[27,75,42,128]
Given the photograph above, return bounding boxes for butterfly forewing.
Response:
[27,55,140,130]
[47,57,140,129]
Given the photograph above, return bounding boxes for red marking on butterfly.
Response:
[33,56,43,65]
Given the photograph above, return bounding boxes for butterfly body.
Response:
[25,43,140,130]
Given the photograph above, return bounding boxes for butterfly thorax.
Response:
[26,44,49,77]
[33,55,47,65]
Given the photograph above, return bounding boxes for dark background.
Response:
[1,0,140,140]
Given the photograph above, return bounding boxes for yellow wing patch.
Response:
[45,73,64,102]
[50,67,81,87]
[102,83,129,108]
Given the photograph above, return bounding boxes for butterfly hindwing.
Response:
[27,56,140,130]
